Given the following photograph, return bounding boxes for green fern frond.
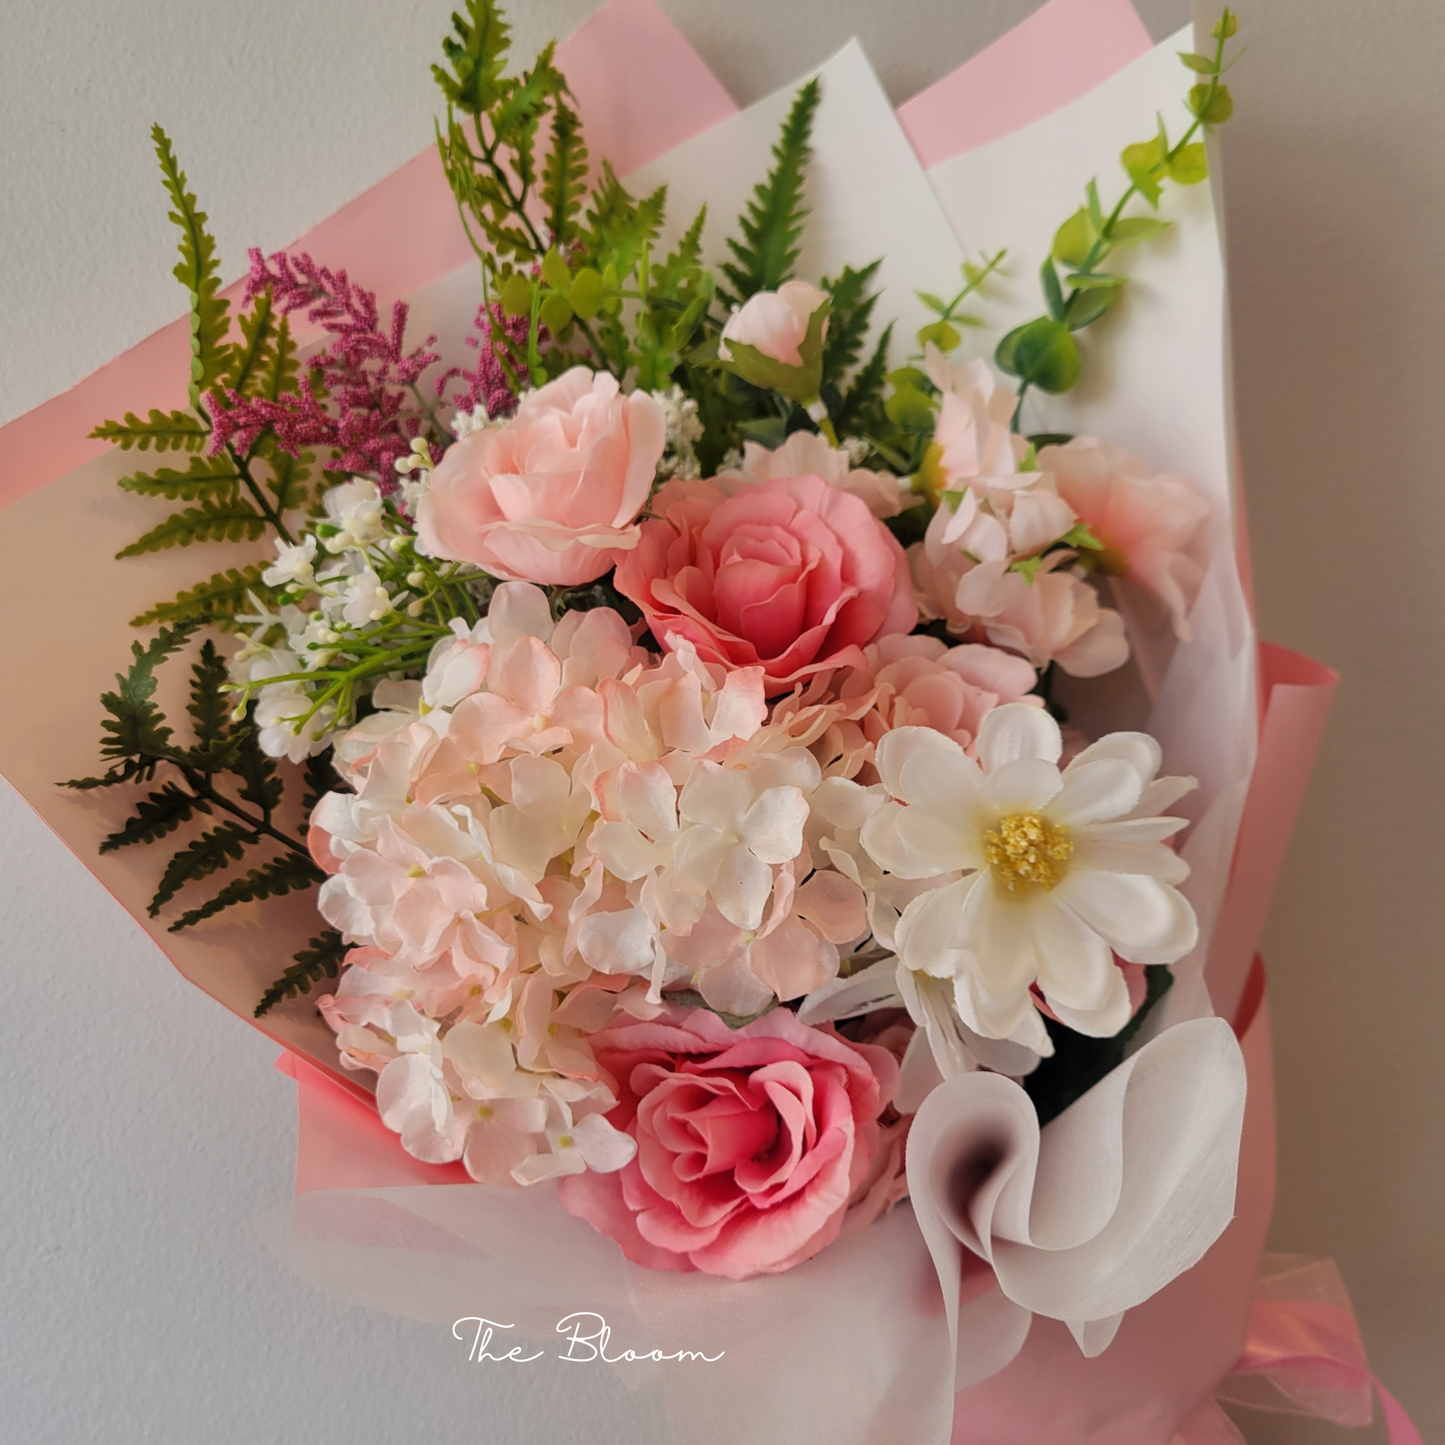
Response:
[186,640,231,749]
[720,78,820,303]
[262,314,299,401]
[90,409,209,453]
[656,206,708,293]
[130,565,271,631]
[233,728,283,817]
[168,852,324,932]
[151,125,232,405]
[115,500,267,558]
[116,454,243,502]
[99,782,211,854]
[542,96,589,247]
[433,0,512,114]
[822,259,882,385]
[150,821,256,917]
[835,322,894,435]
[255,931,350,1018]
[225,291,276,395]
[85,625,196,770]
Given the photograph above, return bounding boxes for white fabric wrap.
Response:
[907,1017,1247,1364]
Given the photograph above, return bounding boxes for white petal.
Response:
[1064,731,1161,785]
[983,757,1063,814]
[577,907,659,975]
[956,875,1041,996]
[613,761,678,842]
[711,844,774,930]
[1131,775,1197,818]
[1045,968,1134,1039]
[572,1113,638,1173]
[1048,758,1143,827]
[589,821,663,881]
[1078,816,1188,844]
[487,582,554,644]
[679,761,752,831]
[1054,870,1198,965]
[895,806,985,874]
[810,776,884,832]
[1027,896,1118,1012]
[875,726,967,804]
[739,786,808,865]
[1071,838,1190,885]
[860,801,941,880]
[670,824,731,894]
[976,702,1063,771]
[895,877,978,979]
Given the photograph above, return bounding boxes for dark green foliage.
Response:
[63,627,323,947]
[720,78,820,303]
[255,931,350,1018]
[117,453,245,502]
[1023,967,1176,1126]
[168,852,322,932]
[821,260,882,386]
[433,0,512,113]
[834,322,893,438]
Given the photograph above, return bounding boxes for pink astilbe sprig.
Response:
[435,303,528,420]
[205,249,441,485]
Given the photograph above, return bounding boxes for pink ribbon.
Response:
[1178,1257,1422,1445]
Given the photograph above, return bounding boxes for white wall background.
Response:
[1,1,1440,1441]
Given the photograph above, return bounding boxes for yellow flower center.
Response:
[985,813,1073,892]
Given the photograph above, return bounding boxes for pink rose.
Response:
[558,1007,899,1279]
[613,474,917,694]
[416,366,666,587]
[719,280,828,368]
[1041,437,1210,639]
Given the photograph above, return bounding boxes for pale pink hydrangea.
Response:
[717,429,907,519]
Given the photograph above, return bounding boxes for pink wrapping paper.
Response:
[896,0,1152,168]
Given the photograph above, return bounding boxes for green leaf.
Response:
[90,409,209,453]
[255,931,350,1018]
[432,0,512,114]
[1066,271,1126,290]
[261,314,300,402]
[1040,257,1066,321]
[1109,215,1172,247]
[116,453,243,502]
[540,247,570,290]
[150,821,256,917]
[500,272,533,318]
[151,126,232,406]
[884,383,935,431]
[1189,82,1233,125]
[1178,50,1218,74]
[491,44,563,193]
[1060,521,1106,552]
[916,291,949,314]
[130,564,271,631]
[258,439,314,517]
[168,852,324,932]
[115,499,268,558]
[1169,142,1209,185]
[568,267,604,319]
[1052,206,1099,269]
[1120,135,1167,207]
[1214,10,1239,40]
[994,317,1081,394]
[1086,179,1104,232]
[720,77,820,302]
[542,99,588,248]
[917,319,961,352]
[99,782,211,854]
[718,299,830,404]
[539,292,574,334]
[1010,554,1046,585]
[1064,284,1119,330]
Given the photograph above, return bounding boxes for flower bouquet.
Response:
[0,0,1415,1441]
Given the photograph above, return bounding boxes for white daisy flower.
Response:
[861,703,1197,1042]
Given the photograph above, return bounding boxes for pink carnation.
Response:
[614,474,916,694]
[837,634,1040,757]
[911,505,1128,677]
[416,367,666,586]
[1041,437,1210,639]
[558,1006,898,1279]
